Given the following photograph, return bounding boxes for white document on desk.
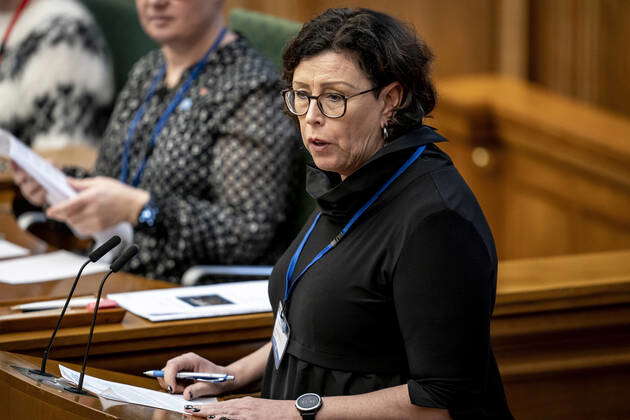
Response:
[59,365,217,414]
[0,239,29,259]
[0,128,132,260]
[108,280,271,322]
[0,250,109,284]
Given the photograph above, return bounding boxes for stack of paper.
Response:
[0,239,29,259]
[59,365,217,414]
[0,128,132,261]
[0,250,109,284]
[108,280,271,322]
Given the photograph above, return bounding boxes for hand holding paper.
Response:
[12,163,47,207]
[47,177,150,236]
[0,128,76,205]
[0,128,133,258]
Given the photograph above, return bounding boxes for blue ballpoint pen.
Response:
[143,370,235,382]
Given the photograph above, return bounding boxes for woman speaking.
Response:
[158,8,513,419]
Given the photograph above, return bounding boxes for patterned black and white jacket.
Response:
[0,0,113,149]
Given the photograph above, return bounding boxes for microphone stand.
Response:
[22,235,121,379]
[65,244,138,394]
[63,270,114,394]
[28,259,91,378]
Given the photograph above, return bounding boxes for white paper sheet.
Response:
[59,365,217,414]
[0,128,132,261]
[108,280,271,322]
[0,239,29,259]
[12,296,96,311]
[0,250,109,284]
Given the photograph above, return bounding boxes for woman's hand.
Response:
[158,352,240,401]
[183,396,298,419]
[46,177,149,235]
[12,163,47,207]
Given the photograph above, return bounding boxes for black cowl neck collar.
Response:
[306,125,447,222]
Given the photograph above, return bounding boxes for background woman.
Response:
[0,0,113,148]
[157,7,512,419]
[12,0,298,282]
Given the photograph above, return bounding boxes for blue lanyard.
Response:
[119,27,228,187]
[283,144,428,303]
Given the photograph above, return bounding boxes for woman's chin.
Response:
[311,158,339,174]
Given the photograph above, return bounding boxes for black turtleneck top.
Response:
[261,126,513,419]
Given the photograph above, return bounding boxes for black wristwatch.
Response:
[295,393,322,419]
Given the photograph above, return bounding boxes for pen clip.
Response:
[195,378,225,383]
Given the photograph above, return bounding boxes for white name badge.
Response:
[271,301,291,369]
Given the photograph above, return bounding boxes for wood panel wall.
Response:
[529,0,630,118]
[226,0,630,118]
[225,0,498,78]
[434,75,630,260]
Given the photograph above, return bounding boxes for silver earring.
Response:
[382,125,389,141]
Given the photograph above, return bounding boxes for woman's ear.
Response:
[380,82,404,125]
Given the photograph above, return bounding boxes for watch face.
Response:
[140,208,153,221]
[296,393,321,411]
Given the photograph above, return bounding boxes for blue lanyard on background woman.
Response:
[119,27,228,187]
[283,144,428,306]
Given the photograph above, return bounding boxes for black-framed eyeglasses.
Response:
[282,87,379,119]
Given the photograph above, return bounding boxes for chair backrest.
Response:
[80,0,157,93]
[228,8,301,70]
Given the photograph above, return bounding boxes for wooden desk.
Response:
[0,350,183,419]
[493,249,630,419]
[2,201,629,418]
[0,212,273,376]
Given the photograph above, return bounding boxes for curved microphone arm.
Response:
[75,270,114,394]
[73,243,137,394]
[35,259,91,376]
[34,235,121,376]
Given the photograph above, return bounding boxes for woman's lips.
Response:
[308,138,331,152]
[148,16,173,26]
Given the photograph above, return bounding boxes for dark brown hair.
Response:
[282,8,436,140]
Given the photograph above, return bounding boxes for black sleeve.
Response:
[391,209,495,412]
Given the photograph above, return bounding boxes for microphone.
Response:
[67,244,139,394]
[89,236,123,262]
[28,235,121,378]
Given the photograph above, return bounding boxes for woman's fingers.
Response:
[47,194,89,220]
[162,353,198,394]
[183,381,219,401]
[12,165,48,206]
[22,181,43,198]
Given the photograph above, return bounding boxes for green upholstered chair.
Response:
[80,0,157,93]
[228,8,301,70]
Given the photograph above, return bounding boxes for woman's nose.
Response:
[304,98,324,125]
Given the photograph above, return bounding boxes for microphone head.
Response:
[110,244,139,272]
[88,235,121,262]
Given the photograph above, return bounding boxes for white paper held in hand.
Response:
[0,128,132,260]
